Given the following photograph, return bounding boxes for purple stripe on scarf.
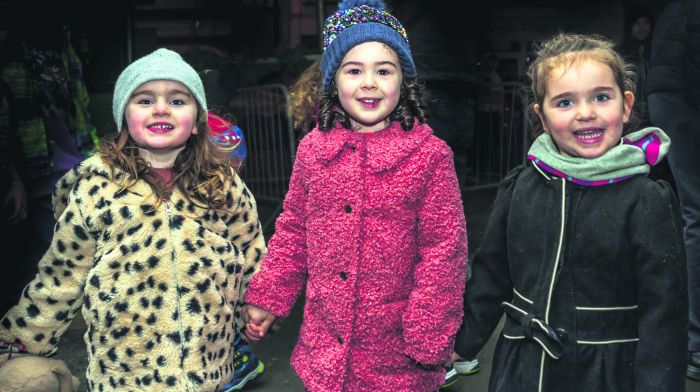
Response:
[527,155,633,187]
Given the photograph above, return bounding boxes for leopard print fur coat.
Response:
[0,154,266,391]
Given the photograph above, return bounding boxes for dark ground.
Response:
[55,187,700,391]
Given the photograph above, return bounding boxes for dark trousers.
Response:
[649,92,700,351]
[0,194,54,315]
[24,194,55,269]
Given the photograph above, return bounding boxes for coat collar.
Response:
[53,154,219,220]
[312,121,433,172]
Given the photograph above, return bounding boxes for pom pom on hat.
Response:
[320,0,416,90]
[112,48,207,132]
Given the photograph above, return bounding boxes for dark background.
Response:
[0,0,669,136]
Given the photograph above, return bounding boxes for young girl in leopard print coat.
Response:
[0,48,266,392]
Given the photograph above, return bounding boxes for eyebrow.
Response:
[548,86,616,102]
[340,61,398,68]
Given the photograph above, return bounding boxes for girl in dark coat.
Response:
[455,33,687,391]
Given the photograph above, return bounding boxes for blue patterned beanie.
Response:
[321,0,416,90]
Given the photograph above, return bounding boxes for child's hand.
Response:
[243,304,276,343]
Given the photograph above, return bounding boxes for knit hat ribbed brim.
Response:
[112,48,207,132]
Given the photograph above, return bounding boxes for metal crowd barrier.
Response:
[464,82,531,189]
[229,81,529,229]
[229,84,296,235]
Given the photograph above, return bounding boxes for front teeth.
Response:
[360,99,378,103]
[150,124,174,130]
[575,129,602,139]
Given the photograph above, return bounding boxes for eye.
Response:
[556,99,574,108]
[348,68,362,75]
[377,69,391,76]
[171,98,185,105]
[136,98,152,105]
[594,94,610,102]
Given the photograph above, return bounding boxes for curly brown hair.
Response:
[98,108,234,211]
[317,76,428,132]
[527,33,639,136]
[289,59,322,135]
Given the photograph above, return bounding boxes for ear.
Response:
[192,111,203,135]
[533,103,550,133]
[622,91,635,123]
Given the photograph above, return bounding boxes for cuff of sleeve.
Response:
[402,333,452,366]
[243,289,290,318]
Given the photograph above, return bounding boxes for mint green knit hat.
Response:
[112,48,207,132]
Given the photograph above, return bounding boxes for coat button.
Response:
[340,272,348,281]
[338,336,343,344]
[555,328,568,343]
[351,146,356,152]
[345,205,352,213]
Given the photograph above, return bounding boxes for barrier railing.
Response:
[464,82,531,189]
[229,84,296,234]
[229,82,530,229]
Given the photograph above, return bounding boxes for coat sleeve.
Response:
[401,149,468,365]
[631,180,687,392]
[0,179,96,355]
[453,167,521,360]
[243,141,309,318]
[226,173,268,331]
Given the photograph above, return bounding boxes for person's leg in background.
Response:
[649,92,700,379]
[0,176,29,316]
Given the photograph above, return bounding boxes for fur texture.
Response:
[246,121,468,392]
[0,155,266,391]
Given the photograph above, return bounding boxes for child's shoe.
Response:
[440,358,479,390]
[220,337,265,391]
[441,365,460,389]
[453,357,479,375]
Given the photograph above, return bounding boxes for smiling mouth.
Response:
[148,123,174,133]
[358,98,380,108]
[573,128,603,141]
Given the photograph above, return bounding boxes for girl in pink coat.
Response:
[243,1,468,390]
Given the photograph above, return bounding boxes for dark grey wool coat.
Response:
[455,164,687,392]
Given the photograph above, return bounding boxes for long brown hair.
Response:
[98,108,234,211]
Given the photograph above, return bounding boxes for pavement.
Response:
[54,186,700,391]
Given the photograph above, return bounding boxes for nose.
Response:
[361,72,378,90]
[576,101,596,121]
[153,98,170,116]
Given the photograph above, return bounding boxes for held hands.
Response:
[243,304,276,343]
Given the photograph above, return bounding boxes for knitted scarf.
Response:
[527,127,670,186]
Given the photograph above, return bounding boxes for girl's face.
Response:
[125,80,199,152]
[534,58,634,159]
[335,41,402,133]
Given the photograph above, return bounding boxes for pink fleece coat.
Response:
[245,121,468,392]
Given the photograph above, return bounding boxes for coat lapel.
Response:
[313,126,354,164]
[366,122,433,172]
